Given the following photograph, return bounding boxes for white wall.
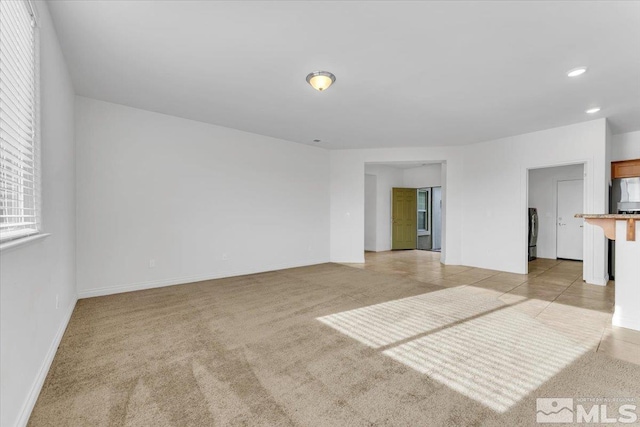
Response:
[364,174,377,251]
[528,164,585,259]
[462,119,608,284]
[403,164,442,188]
[363,165,404,251]
[330,119,608,284]
[75,97,330,297]
[0,2,77,426]
[612,220,640,331]
[611,131,640,161]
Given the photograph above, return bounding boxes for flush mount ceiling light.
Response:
[306,71,336,91]
[567,67,587,77]
[586,107,601,114]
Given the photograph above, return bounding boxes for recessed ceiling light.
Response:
[585,107,601,114]
[312,139,322,143]
[567,67,587,77]
[306,71,336,91]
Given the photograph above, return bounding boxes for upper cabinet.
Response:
[612,159,640,179]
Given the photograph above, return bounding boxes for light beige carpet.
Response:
[29,263,640,426]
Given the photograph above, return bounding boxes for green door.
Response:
[392,188,417,250]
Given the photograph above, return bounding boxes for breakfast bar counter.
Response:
[576,214,640,331]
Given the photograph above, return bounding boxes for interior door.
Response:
[432,187,442,250]
[392,188,417,250]
[557,179,584,260]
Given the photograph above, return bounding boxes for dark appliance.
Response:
[608,177,640,278]
[528,208,538,261]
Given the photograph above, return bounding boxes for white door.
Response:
[557,179,584,260]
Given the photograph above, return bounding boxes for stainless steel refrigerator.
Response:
[609,177,640,278]
[528,208,538,261]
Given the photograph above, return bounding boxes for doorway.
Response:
[527,163,585,263]
[416,187,442,252]
[363,162,444,253]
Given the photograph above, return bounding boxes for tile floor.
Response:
[343,250,640,365]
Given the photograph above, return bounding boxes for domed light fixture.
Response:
[306,71,336,91]
[567,67,587,77]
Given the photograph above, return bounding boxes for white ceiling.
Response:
[48,1,640,150]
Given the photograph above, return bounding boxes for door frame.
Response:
[363,161,447,261]
[525,161,587,274]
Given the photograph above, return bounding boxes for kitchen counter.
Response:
[575,214,640,219]
[575,214,639,241]
[576,214,640,331]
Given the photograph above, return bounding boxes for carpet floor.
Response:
[28,263,640,426]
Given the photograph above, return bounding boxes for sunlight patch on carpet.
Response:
[317,289,589,413]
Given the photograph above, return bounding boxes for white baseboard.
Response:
[613,308,640,332]
[329,256,365,264]
[584,274,609,286]
[77,259,330,299]
[15,297,77,427]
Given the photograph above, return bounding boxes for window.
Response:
[417,188,430,232]
[0,0,40,243]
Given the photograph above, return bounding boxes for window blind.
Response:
[0,0,40,243]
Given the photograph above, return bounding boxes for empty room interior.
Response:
[3,1,640,426]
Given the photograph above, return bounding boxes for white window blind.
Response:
[0,0,40,243]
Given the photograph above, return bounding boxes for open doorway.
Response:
[363,162,444,254]
[416,187,442,252]
[527,163,585,266]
